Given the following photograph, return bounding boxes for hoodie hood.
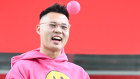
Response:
[11,48,68,67]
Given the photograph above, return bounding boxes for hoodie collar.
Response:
[11,48,68,66]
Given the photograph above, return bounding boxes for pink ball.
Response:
[67,1,80,15]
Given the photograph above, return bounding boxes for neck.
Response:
[40,46,61,59]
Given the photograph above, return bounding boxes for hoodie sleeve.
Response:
[6,60,29,79]
[6,69,24,79]
[84,72,90,79]
[6,65,24,79]
[81,67,90,79]
[81,66,90,79]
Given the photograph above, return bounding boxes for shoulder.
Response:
[12,58,38,71]
[66,62,90,79]
[6,60,31,79]
[6,59,36,79]
[11,59,32,71]
[67,62,86,72]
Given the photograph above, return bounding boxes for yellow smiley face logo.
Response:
[46,71,70,79]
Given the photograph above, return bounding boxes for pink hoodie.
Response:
[6,48,90,79]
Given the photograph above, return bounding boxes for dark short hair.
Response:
[40,3,69,20]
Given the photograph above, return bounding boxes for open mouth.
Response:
[51,37,62,41]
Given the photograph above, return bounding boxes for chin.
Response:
[51,46,63,51]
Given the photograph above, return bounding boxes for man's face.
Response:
[37,12,70,51]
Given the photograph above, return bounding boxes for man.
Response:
[6,3,90,79]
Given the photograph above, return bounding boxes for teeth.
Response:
[52,37,62,41]
[53,37,61,39]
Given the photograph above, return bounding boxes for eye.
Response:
[61,25,68,30]
[49,24,56,28]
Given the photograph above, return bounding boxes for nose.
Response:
[53,26,62,34]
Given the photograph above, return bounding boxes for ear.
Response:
[36,25,40,35]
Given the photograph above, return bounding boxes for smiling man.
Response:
[6,3,90,79]
[38,11,70,59]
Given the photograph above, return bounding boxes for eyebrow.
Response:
[50,21,67,25]
[50,21,57,23]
